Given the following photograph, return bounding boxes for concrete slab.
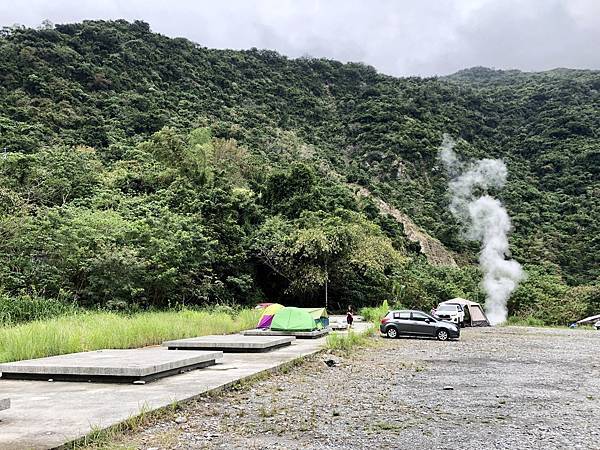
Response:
[0,323,372,449]
[163,335,294,352]
[242,328,330,339]
[0,339,327,450]
[0,348,222,383]
[0,398,9,411]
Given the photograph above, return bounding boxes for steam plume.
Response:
[439,135,524,325]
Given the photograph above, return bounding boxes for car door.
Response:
[410,312,437,336]
[391,311,411,334]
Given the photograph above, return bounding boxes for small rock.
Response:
[175,416,188,424]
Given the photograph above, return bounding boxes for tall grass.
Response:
[0,308,260,363]
[504,316,568,328]
[325,326,375,353]
[360,300,391,324]
[0,292,80,325]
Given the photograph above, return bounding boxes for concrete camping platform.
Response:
[0,336,334,450]
[163,335,295,352]
[0,398,9,412]
[0,348,222,384]
[0,323,371,449]
[243,328,330,339]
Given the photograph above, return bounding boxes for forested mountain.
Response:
[0,20,597,322]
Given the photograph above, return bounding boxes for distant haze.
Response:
[1,0,599,77]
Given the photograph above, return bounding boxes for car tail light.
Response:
[381,317,389,324]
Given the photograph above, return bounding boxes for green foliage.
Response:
[0,292,79,325]
[0,308,261,362]
[325,327,375,354]
[508,265,593,325]
[360,301,392,323]
[251,208,406,309]
[0,20,596,321]
[505,316,548,327]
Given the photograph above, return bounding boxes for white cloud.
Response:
[0,0,598,76]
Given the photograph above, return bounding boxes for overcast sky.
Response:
[1,0,598,76]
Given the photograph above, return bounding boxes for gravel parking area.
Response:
[109,327,600,450]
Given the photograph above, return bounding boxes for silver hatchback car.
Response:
[380,310,460,341]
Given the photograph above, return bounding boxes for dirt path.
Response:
[105,327,600,450]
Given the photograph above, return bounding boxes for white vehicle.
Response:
[434,303,465,327]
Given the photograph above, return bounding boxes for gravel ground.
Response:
[109,327,600,450]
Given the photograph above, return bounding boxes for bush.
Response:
[0,292,79,325]
[325,327,375,354]
[360,300,392,323]
[505,316,547,327]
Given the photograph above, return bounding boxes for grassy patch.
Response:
[0,292,80,325]
[372,420,405,431]
[0,308,260,363]
[504,316,578,328]
[360,305,388,324]
[325,326,375,354]
[67,401,181,449]
[504,316,547,327]
[360,300,399,324]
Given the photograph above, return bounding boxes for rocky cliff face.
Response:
[355,186,458,267]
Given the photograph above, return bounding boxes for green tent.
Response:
[300,307,328,319]
[299,307,328,328]
[271,307,318,332]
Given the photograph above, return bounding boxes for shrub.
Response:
[505,316,547,327]
[325,327,375,354]
[0,292,79,325]
[360,300,393,324]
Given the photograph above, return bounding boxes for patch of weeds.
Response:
[68,403,157,449]
[372,420,405,431]
[325,327,376,354]
[258,405,280,418]
[298,407,317,431]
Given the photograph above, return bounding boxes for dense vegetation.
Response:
[0,307,260,362]
[0,20,597,323]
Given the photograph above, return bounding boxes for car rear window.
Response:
[393,311,410,320]
[412,312,430,321]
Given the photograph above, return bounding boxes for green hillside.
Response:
[0,20,597,323]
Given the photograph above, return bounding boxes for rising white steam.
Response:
[439,135,524,325]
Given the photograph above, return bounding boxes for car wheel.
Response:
[460,321,465,328]
[436,329,449,341]
[386,327,398,339]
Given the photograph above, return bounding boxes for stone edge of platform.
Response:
[63,346,325,448]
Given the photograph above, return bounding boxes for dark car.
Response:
[380,310,460,341]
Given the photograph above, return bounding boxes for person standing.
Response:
[346,305,354,329]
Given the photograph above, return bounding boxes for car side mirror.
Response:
[425,318,431,323]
